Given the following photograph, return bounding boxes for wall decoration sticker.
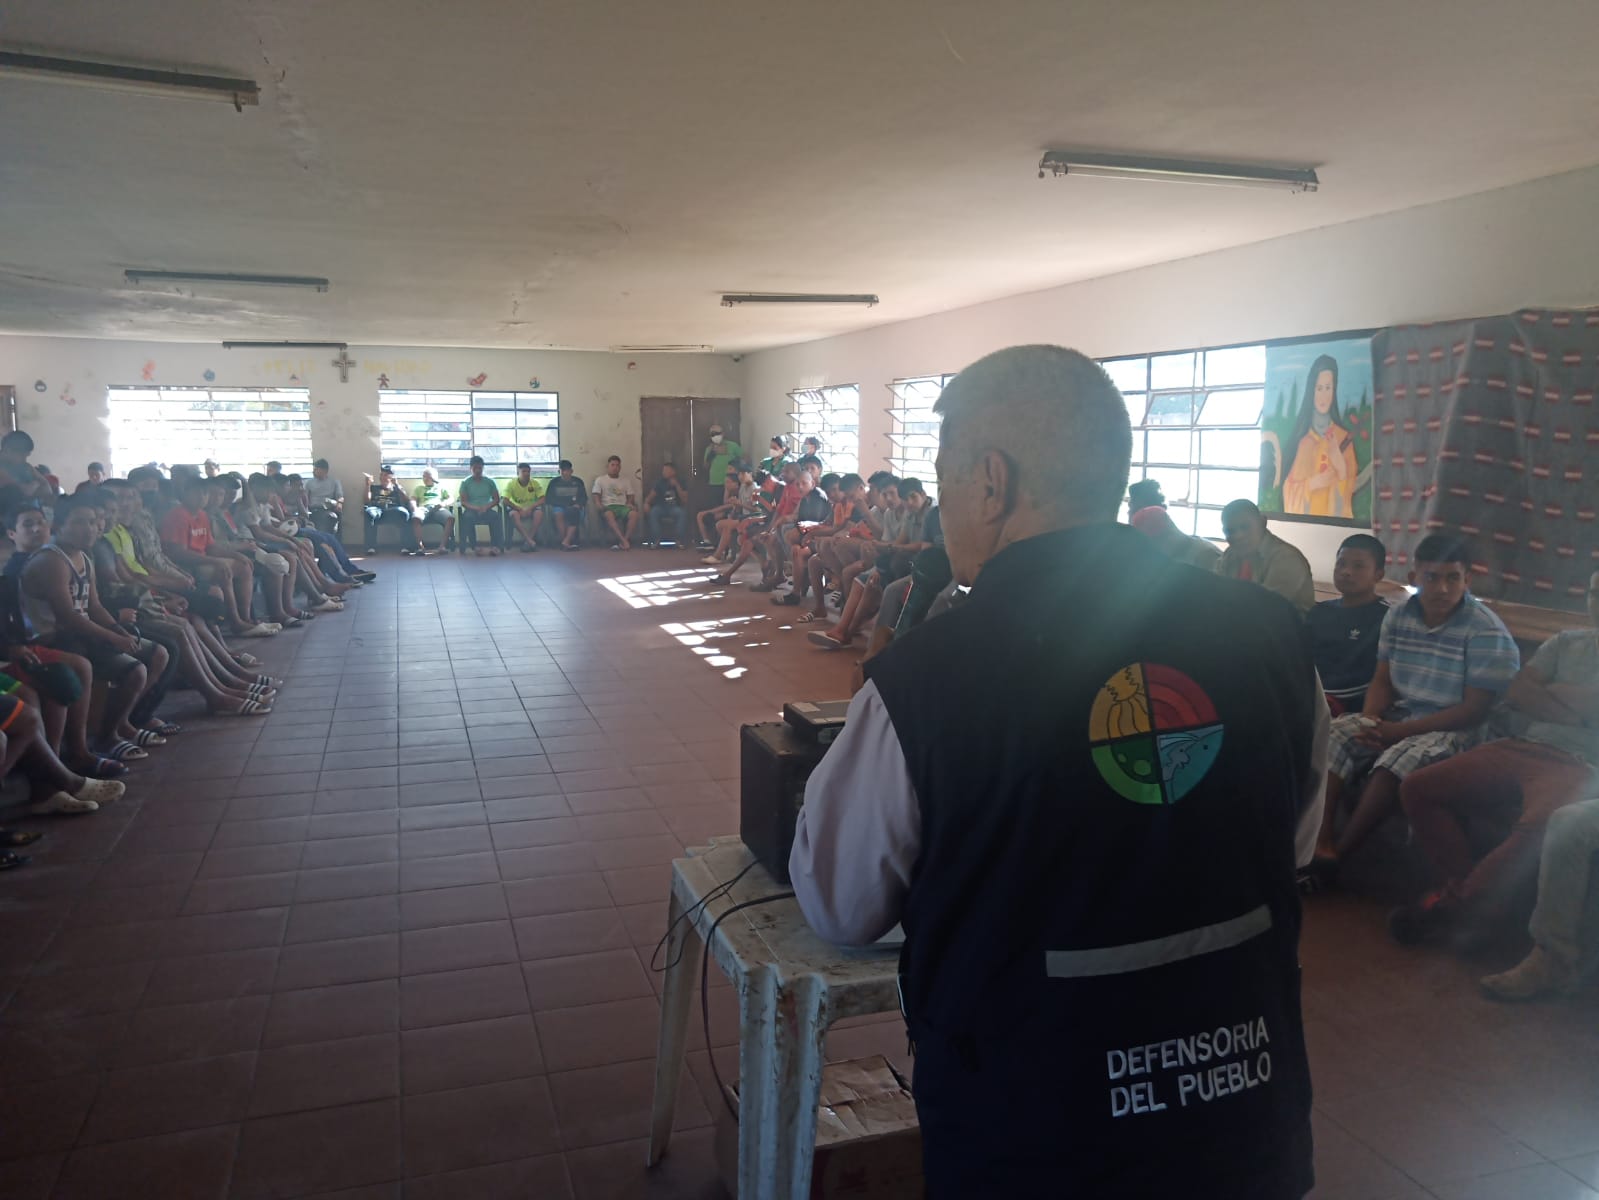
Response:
[33,380,46,392]
[468,372,488,387]
[377,373,391,388]
[203,369,216,382]
[141,360,156,381]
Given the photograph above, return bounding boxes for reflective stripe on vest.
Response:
[1045,904,1273,979]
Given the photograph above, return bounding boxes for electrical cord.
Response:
[648,858,761,973]
[701,891,796,1118]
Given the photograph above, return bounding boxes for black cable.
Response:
[648,858,760,973]
[700,891,796,1119]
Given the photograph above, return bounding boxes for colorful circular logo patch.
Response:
[1089,663,1224,805]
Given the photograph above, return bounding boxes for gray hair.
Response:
[935,344,1131,520]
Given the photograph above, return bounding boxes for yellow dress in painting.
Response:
[1283,424,1357,518]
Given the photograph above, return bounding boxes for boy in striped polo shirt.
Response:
[1305,534,1520,888]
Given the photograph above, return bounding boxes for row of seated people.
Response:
[0,461,372,869]
[358,456,698,555]
[1126,483,1596,1004]
[701,462,941,658]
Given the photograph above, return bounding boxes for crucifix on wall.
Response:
[331,348,355,383]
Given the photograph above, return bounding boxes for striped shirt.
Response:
[1378,594,1519,717]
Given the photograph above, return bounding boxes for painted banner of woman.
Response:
[1281,354,1358,518]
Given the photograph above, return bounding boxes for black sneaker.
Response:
[1388,890,1461,946]
[352,571,377,582]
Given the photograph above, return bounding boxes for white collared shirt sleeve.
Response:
[789,680,922,946]
[1296,674,1331,869]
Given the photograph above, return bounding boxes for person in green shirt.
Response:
[701,423,741,515]
[759,434,790,476]
[503,462,545,552]
[411,470,455,554]
[457,455,504,555]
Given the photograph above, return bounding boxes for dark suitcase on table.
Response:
[739,721,829,885]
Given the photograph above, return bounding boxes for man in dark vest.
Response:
[790,345,1325,1198]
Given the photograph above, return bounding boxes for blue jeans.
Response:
[460,507,503,549]
[647,506,687,544]
[297,527,358,579]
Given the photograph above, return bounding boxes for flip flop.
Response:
[807,630,848,650]
[132,729,167,748]
[0,829,43,848]
[794,611,824,623]
[71,755,128,779]
[0,851,29,870]
[217,698,272,716]
[104,740,148,762]
[145,720,182,736]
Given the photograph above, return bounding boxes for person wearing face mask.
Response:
[759,435,790,475]
[700,423,741,518]
[788,345,1326,1199]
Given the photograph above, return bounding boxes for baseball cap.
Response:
[380,464,395,474]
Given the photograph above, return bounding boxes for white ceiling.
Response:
[4,0,1599,353]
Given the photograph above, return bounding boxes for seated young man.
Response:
[804,474,883,620]
[0,683,124,823]
[1217,498,1316,614]
[1129,505,1222,571]
[592,455,638,551]
[756,465,829,589]
[503,463,545,551]
[696,473,740,551]
[259,475,369,583]
[457,456,505,555]
[363,465,423,556]
[1127,478,1166,516]
[741,464,808,589]
[159,475,276,637]
[543,460,588,551]
[1480,794,1599,1002]
[215,477,309,627]
[1307,534,1520,887]
[809,480,932,650]
[239,475,349,608]
[412,469,456,553]
[710,466,779,583]
[642,462,689,548]
[1306,534,1389,715]
[776,472,844,607]
[703,463,760,566]
[1390,569,1599,944]
[21,497,172,764]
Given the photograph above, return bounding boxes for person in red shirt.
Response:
[159,476,276,637]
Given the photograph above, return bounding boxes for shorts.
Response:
[605,504,631,521]
[0,693,23,732]
[40,634,143,683]
[0,672,20,696]
[1327,711,1481,784]
[550,505,583,522]
[180,587,228,622]
[420,505,452,524]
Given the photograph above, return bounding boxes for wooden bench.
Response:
[1311,579,1587,652]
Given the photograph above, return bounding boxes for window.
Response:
[886,374,954,499]
[789,384,859,475]
[1102,345,1266,540]
[106,387,312,477]
[470,392,560,477]
[379,390,559,478]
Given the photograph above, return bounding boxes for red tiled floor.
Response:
[7,551,1599,1198]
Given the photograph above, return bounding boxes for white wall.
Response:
[742,165,1599,572]
[0,337,743,508]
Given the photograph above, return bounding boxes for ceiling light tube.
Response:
[610,345,715,353]
[222,341,347,350]
[721,293,879,307]
[1039,151,1318,193]
[127,270,329,292]
[0,51,259,109]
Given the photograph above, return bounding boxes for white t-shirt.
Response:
[593,475,631,508]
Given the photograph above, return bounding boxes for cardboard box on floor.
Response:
[714,1055,923,1199]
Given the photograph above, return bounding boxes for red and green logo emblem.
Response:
[1089,664,1224,805]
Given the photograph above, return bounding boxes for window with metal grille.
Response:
[469,391,560,478]
[1101,345,1266,540]
[886,374,954,499]
[106,387,313,478]
[378,390,474,478]
[379,390,560,479]
[788,384,860,475]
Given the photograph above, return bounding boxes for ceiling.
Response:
[4,0,1599,353]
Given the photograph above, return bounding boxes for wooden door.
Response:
[641,396,740,528]
[640,397,693,500]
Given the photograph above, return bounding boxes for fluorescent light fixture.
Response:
[722,293,879,308]
[0,51,259,109]
[222,341,347,350]
[1039,151,1318,193]
[610,344,715,353]
[127,270,329,292]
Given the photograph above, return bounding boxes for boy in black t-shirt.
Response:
[1306,533,1389,715]
[542,460,588,551]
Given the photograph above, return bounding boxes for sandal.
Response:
[253,674,279,688]
[246,685,276,701]
[794,611,825,623]
[217,698,272,716]
[146,720,182,736]
[1,829,43,848]
[70,755,128,779]
[132,729,167,748]
[0,851,29,871]
[104,740,148,762]
[234,654,262,668]
[808,630,848,650]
